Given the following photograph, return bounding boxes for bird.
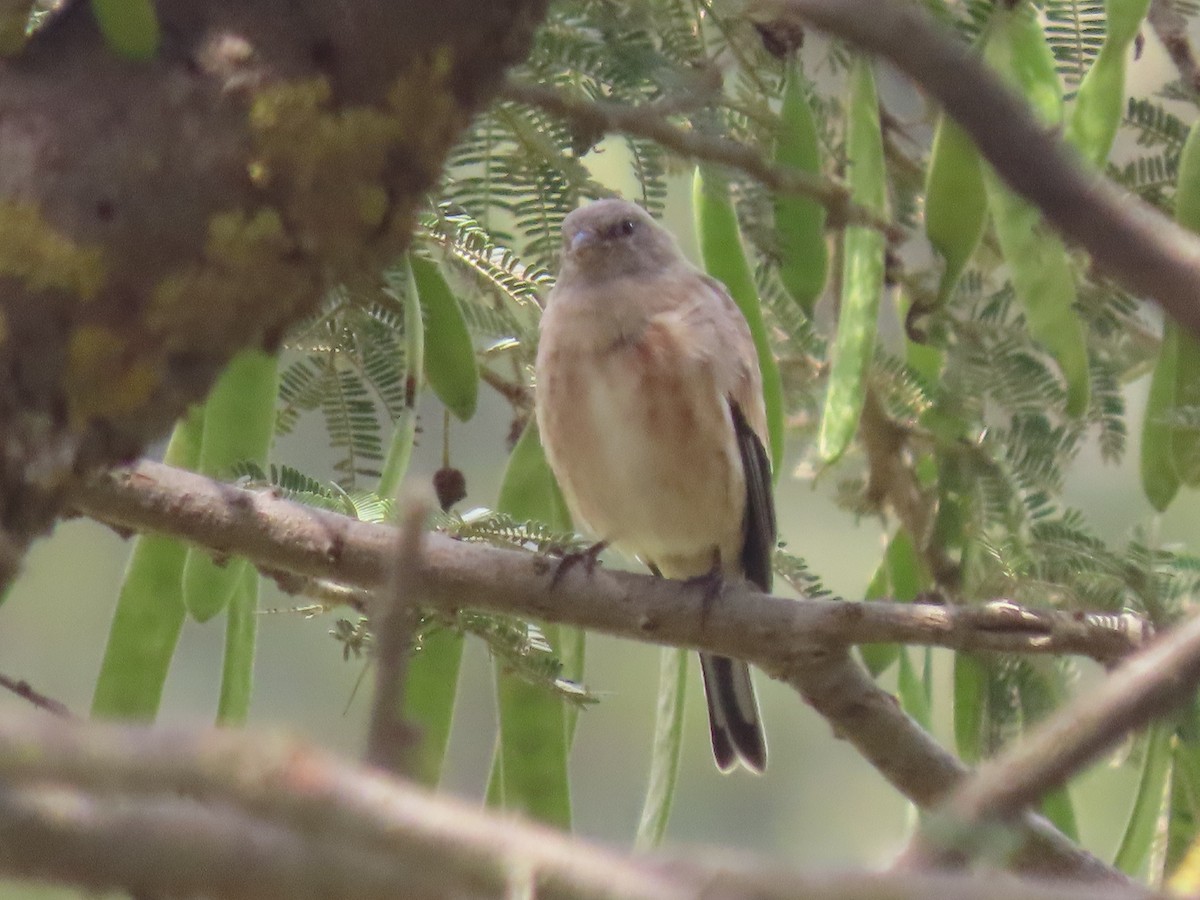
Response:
[534,197,776,773]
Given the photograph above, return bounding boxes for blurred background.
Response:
[1,9,1198,898]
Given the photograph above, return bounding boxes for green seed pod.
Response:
[488,418,574,827]
[817,55,886,464]
[983,2,1089,418]
[411,254,478,422]
[377,259,424,500]
[773,64,828,315]
[182,349,278,622]
[91,0,160,60]
[925,114,987,307]
[1141,319,1182,510]
[1067,0,1151,167]
[496,418,571,529]
[91,407,204,720]
[1167,121,1200,487]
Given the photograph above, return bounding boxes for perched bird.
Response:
[535,198,776,773]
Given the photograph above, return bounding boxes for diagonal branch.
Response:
[1149,0,1200,97]
[499,79,900,235]
[0,715,1166,900]
[900,610,1200,870]
[69,460,1141,883]
[747,0,1200,342]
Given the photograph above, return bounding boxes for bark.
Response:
[0,0,545,569]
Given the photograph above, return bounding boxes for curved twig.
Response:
[748,0,1200,341]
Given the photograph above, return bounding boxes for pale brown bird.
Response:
[535,198,775,773]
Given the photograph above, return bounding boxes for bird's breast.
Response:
[536,317,745,575]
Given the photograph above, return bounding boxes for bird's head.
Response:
[559,199,681,281]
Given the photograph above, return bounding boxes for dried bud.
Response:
[433,466,467,510]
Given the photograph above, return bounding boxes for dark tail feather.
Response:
[699,652,766,774]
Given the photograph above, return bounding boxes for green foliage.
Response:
[773,64,829,313]
[1114,723,1174,875]
[217,567,259,726]
[490,418,578,827]
[182,349,278,622]
[91,409,202,721]
[325,609,595,710]
[90,0,159,60]
[86,0,1200,871]
[635,647,689,849]
[455,611,595,709]
[774,545,834,599]
[1042,0,1106,89]
[277,298,405,487]
[817,55,887,464]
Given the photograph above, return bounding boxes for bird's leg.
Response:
[549,539,608,589]
[685,547,725,623]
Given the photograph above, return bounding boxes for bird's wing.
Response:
[730,400,775,593]
[691,274,776,592]
[694,274,769,443]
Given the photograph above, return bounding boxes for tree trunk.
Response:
[0,0,546,575]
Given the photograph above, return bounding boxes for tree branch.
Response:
[747,0,1200,342]
[0,716,687,900]
[859,387,959,588]
[0,672,74,718]
[0,714,1167,899]
[900,610,1200,870]
[364,497,428,776]
[1149,0,1200,97]
[0,0,550,579]
[71,461,1147,665]
[499,79,899,235]
[69,460,1143,883]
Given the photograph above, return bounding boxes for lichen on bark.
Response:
[0,0,547,579]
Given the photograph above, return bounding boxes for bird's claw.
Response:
[549,540,608,589]
[685,550,726,622]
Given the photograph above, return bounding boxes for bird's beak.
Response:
[570,228,596,253]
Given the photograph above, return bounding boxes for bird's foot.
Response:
[549,540,608,589]
[685,550,726,622]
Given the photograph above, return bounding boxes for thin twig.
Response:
[899,611,1200,871]
[748,0,1200,342]
[499,79,900,236]
[780,646,1121,882]
[480,366,533,411]
[1149,0,1200,97]
[0,673,73,718]
[859,388,960,589]
[70,460,1143,883]
[364,497,429,776]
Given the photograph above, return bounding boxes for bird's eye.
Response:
[618,219,637,236]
